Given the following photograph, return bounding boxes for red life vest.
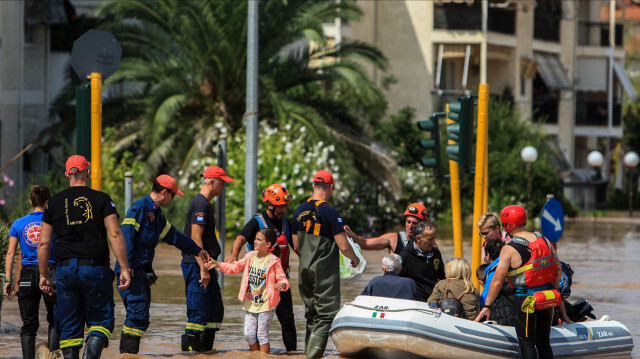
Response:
[507,235,557,288]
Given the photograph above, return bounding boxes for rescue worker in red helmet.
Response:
[225,184,297,351]
[475,205,562,359]
[344,202,428,255]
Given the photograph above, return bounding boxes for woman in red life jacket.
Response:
[475,205,562,359]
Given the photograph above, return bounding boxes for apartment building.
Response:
[336,0,636,204]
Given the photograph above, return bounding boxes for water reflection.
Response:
[0,219,638,358]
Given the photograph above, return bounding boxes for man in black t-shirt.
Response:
[180,166,233,352]
[37,155,131,359]
[226,183,297,351]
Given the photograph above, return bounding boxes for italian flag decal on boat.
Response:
[372,312,385,318]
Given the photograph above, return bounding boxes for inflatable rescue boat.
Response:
[329,296,634,358]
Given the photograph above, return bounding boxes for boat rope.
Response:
[345,302,440,316]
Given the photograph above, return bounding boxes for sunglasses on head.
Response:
[406,206,427,217]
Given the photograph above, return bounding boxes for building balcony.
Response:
[434,2,515,35]
[577,21,623,47]
[575,101,622,127]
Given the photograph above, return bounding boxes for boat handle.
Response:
[368,334,391,343]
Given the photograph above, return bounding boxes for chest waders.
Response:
[297,199,340,359]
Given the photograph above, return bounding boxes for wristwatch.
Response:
[3,276,12,283]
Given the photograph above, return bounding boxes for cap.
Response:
[149,174,184,197]
[66,155,91,174]
[313,170,334,184]
[200,166,234,182]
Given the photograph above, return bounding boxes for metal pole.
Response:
[124,172,133,213]
[76,83,91,158]
[447,103,463,259]
[244,0,259,224]
[480,0,488,84]
[90,72,102,190]
[216,135,228,288]
[629,168,634,218]
[472,84,489,288]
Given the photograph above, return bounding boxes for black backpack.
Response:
[438,280,466,318]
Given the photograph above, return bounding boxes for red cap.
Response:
[149,174,184,197]
[313,170,334,184]
[65,155,91,174]
[201,166,234,182]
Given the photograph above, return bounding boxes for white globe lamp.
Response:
[587,151,604,167]
[520,146,538,163]
[624,151,639,168]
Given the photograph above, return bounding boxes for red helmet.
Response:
[262,184,293,205]
[500,205,527,232]
[404,203,428,221]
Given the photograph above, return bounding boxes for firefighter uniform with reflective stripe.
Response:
[293,198,344,343]
[115,195,202,338]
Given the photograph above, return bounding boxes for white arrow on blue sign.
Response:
[541,198,564,242]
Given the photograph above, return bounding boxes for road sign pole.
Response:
[90,72,102,190]
[76,83,91,158]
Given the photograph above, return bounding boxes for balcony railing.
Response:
[575,101,622,126]
[577,21,623,47]
[434,3,515,34]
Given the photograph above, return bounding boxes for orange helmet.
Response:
[501,205,527,232]
[404,203,428,221]
[262,184,293,205]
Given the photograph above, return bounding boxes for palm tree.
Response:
[61,0,400,193]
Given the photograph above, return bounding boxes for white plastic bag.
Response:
[339,236,367,279]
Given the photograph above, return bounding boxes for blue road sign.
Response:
[541,198,564,242]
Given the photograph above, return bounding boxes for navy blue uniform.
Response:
[399,240,446,301]
[181,193,224,338]
[115,195,202,338]
[42,186,118,350]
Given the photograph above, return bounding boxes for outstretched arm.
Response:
[344,225,395,252]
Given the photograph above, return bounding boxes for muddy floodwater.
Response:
[1,217,639,358]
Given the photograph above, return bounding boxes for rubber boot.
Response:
[20,335,36,359]
[199,330,215,352]
[181,333,200,352]
[119,333,141,354]
[282,325,297,351]
[48,326,61,351]
[305,334,328,359]
[81,336,106,359]
[62,347,80,359]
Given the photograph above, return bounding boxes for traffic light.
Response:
[417,112,445,177]
[446,95,476,169]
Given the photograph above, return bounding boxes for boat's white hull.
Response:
[330,296,634,359]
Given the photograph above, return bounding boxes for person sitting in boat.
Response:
[361,253,417,300]
[399,220,445,301]
[480,238,516,326]
[427,258,480,320]
[478,212,511,264]
[344,202,428,255]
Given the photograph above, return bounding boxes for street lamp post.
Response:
[587,150,604,214]
[623,151,639,218]
[521,146,537,206]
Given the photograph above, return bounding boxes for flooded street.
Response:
[1,217,639,358]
